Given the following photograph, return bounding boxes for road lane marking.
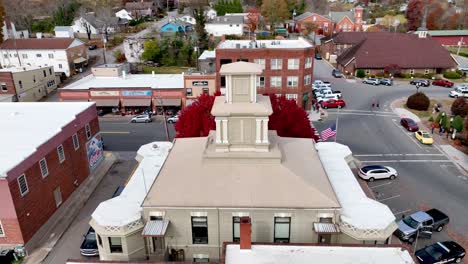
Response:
[100,131,131,134]
[394,209,411,216]
[370,182,393,189]
[355,153,445,157]
[378,194,401,202]
[360,160,451,163]
[327,112,396,117]
[329,109,394,114]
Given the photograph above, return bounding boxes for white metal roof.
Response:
[141,220,170,237]
[0,65,52,73]
[61,73,184,90]
[91,142,172,227]
[198,50,216,60]
[225,244,415,264]
[0,102,95,177]
[217,37,313,49]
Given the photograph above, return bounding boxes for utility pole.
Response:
[334,105,340,143]
[457,37,464,56]
[157,90,170,141]
[102,33,107,64]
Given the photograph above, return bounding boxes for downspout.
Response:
[217,208,221,260]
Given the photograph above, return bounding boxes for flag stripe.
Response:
[321,126,337,141]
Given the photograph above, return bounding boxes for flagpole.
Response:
[335,106,340,142]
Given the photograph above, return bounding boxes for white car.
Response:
[317,94,340,102]
[363,78,380,85]
[167,116,179,123]
[449,87,468,98]
[358,165,398,181]
[131,114,152,123]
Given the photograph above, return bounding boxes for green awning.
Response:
[275,28,287,33]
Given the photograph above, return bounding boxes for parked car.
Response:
[449,87,468,98]
[80,227,99,256]
[363,78,380,85]
[167,116,179,124]
[410,79,430,87]
[332,69,343,78]
[320,89,342,99]
[88,45,97,50]
[358,165,397,181]
[379,78,393,86]
[316,93,340,103]
[415,241,465,264]
[395,209,450,243]
[400,118,419,132]
[415,130,433,145]
[321,99,346,109]
[432,79,454,88]
[313,88,331,97]
[313,80,331,88]
[314,53,322,60]
[131,114,152,123]
[0,249,16,264]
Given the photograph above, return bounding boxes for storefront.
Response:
[89,90,121,115]
[121,90,153,115]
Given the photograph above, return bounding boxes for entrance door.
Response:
[152,237,164,253]
[318,234,331,244]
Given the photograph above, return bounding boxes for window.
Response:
[72,133,79,150]
[193,255,210,262]
[3,54,7,59]
[186,88,193,96]
[85,124,91,139]
[274,217,291,243]
[36,54,42,58]
[1,83,7,92]
[48,53,54,59]
[233,216,241,242]
[270,76,282,87]
[229,24,233,27]
[202,88,209,94]
[97,235,103,246]
[22,54,27,59]
[53,187,62,207]
[287,76,298,87]
[270,59,282,70]
[192,216,208,244]
[43,70,46,77]
[313,16,317,21]
[410,69,415,74]
[49,68,52,75]
[58,64,63,69]
[57,145,65,163]
[256,76,265,87]
[19,81,23,89]
[305,57,312,68]
[286,94,298,100]
[304,75,311,85]
[288,59,299,70]
[0,221,4,237]
[39,158,49,178]
[14,54,17,57]
[424,69,430,74]
[17,174,29,196]
[108,237,123,253]
[254,59,265,69]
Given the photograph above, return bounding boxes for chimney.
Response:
[239,217,251,250]
[37,32,43,39]
[152,70,155,78]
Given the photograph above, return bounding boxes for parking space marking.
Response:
[361,159,451,163]
[100,131,131,134]
[391,119,423,149]
[370,182,393,189]
[394,209,411,216]
[378,194,401,202]
[355,153,444,157]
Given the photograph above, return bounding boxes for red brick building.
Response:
[293,6,363,36]
[427,30,467,47]
[215,38,315,108]
[0,102,103,248]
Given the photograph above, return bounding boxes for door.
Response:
[419,221,433,239]
[53,187,62,207]
[318,234,331,244]
[152,237,164,253]
[371,170,388,179]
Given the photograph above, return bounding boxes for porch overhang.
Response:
[142,220,170,237]
[313,222,341,234]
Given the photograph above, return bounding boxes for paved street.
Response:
[312,59,468,252]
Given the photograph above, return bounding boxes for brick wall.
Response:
[297,14,333,35]
[0,72,17,96]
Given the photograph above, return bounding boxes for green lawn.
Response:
[142,66,189,74]
[447,47,468,57]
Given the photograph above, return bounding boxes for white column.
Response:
[262,119,269,144]
[215,119,222,144]
[255,119,262,144]
[250,74,256,103]
[222,119,228,144]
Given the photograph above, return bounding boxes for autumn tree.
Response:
[302,21,318,38]
[0,0,5,43]
[193,8,209,51]
[406,0,423,31]
[175,93,319,141]
[451,98,468,117]
[246,7,260,34]
[261,0,289,32]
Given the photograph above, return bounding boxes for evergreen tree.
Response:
[193,8,209,51]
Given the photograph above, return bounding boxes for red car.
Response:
[321,99,346,109]
[432,79,454,88]
[400,117,419,132]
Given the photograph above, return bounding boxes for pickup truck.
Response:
[321,89,342,99]
[394,208,449,243]
[313,80,331,88]
[316,93,341,102]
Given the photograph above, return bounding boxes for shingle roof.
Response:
[336,32,457,69]
[209,15,244,24]
[82,14,120,29]
[125,1,154,9]
[330,11,354,23]
[294,12,313,21]
[0,38,78,50]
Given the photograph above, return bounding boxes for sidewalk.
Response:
[23,152,116,264]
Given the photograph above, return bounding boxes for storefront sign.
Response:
[192,81,209,86]
[90,91,119,97]
[86,134,104,170]
[122,90,151,97]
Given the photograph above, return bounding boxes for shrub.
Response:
[451,97,468,117]
[428,116,434,122]
[436,112,448,128]
[356,69,366,78]
[452,115,464,132]
[406,92,430,111]
[443,71,462,79]
[423,73,435,79]
[414,73,424,78]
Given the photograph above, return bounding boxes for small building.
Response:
[205,8,217,21]
[115,9,134,21]
[184,72,216,106]
[125,1,156,18]
[160,19,192,33]
[197,50,216,73]
[205,15,244,37]
[2,19,29,40]
[179,15,196,25]
[123,38,145,63]
[0,102,103,251]
[0,65,58,102]
[59,64,185,115]
[0,38,88,78]
[54,26,74,38]
[71,14,126,38]
[426,30,468,47]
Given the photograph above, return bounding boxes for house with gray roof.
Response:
[71,13,127,37]
[205,15,244,36]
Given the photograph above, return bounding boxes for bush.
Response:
[452,115,464,131]
[113,50,126,63]
[443,71,462,79]
[423,73,435,79]
[436,112,448,128]
[356,69,366,78]
[451,98,468,117]
[428,116,434,122]
[406,92,430,111]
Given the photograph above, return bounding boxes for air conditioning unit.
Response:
[236,43,241,48]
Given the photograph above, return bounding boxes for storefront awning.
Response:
[73,57,87,64]
[142,220,170,237]
[92,99,120,107]
[313,222,340,234]
[61,98,89,102]
[159,98,181,106]
[123,98,151,107]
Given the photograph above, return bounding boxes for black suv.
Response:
[379,78,393,86]
[410,79,430,87]
[332,69,343,78]
[314,53,322,60]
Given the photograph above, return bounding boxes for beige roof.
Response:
[220,61,263,75]
[143,133,340,209]
[211,95,273,116]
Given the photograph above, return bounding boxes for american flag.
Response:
[321,124,337,141]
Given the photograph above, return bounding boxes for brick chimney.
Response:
[239,217,251,250]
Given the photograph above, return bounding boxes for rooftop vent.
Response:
[152,143,159,149]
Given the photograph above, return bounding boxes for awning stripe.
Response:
[142,220,170,237]
[313,222,340,234]
[123,98,151,107]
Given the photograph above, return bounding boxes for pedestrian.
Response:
[439,126,443,136]
[376,99,380,108]
[316,103,320,113]
[312,98,317,111]
[431,123,435,134]
[371,98,375,109]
